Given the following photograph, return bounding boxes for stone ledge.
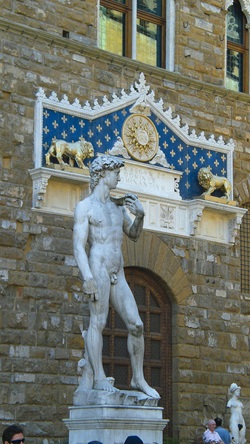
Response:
[29,167,247,244]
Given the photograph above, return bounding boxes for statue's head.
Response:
[229,382,241,394]
[89,155,125,191]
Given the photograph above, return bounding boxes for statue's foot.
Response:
[93,378,119,392]
[131,377,160,399]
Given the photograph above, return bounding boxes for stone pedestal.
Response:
[63,404,168,444]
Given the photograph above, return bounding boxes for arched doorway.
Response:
[103,266,172,434]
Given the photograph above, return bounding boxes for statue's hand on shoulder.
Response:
[83,277,99,302]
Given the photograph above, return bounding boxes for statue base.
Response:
[63,404,168,444]
[63,388,168,443]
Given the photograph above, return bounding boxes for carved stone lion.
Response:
[198,167,232,200]
[45,139,94,169]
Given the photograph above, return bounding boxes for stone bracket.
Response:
[187,199,247,244]
[29,169,52,209]
[29,167,89,210]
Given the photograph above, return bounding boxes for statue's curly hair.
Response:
[89,155,125,191]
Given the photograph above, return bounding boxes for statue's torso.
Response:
[87,200,125,272]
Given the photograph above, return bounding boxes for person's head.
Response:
[87,441,103,444]
[89,155,125,191]
[214,417,222,427]
[124,436,143,444]
[2,425,24,444]
[229,382,241,396]
[207,419,216,432]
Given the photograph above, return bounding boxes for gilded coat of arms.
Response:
[122,114,158,162]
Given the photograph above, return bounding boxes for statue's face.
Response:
[235,387,241,396]
[104,168,121,189]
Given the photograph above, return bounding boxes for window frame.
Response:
[226,0,249,93]
[99,0,175,71]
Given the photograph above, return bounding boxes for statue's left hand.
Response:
[124,193,144,218]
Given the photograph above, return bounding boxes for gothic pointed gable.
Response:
[35,73,233,200]
[31,73,246,244]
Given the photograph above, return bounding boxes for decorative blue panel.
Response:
[35,73,234,201]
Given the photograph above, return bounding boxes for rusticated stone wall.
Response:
[1,1,250,443]
[175,0,227,84]
[1,0,97,45]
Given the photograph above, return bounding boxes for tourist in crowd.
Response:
[87,441,103,444]
[124,436,143,444]
[203,419,224,443]
[2,425,25,444]
[214,417,231,444]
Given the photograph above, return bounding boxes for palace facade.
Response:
[1,1,250,443]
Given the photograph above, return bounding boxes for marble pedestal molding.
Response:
[63,389,169,444]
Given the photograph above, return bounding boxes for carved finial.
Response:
[93,99,101,110]
[49,91,59,102]
[61,94,70,106]
[135,72,150,95]
[82,100,92,112]
[72,98,82,109]
[36,87,46,99]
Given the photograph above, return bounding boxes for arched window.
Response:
[226,0,249,92]
[99,0,175,70]
[240,203,250,292]
[103,267,173,435]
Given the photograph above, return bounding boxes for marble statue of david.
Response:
[73,155,159,399]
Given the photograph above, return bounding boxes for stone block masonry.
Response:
[1,1,250,442]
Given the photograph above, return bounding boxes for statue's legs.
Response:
[230,422,246,444]
[86,272,118,392]
[111,272,160,399]
[239,425,246,444]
